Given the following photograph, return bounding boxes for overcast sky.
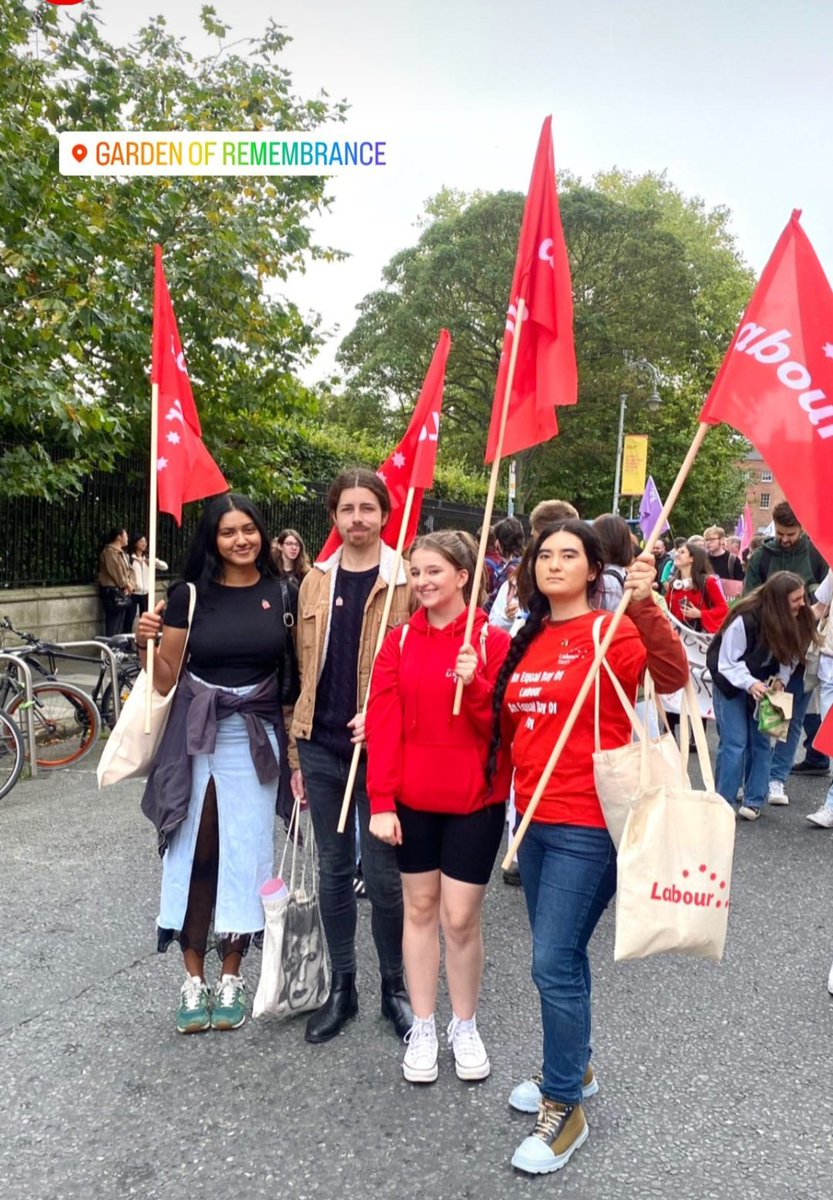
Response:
[45,0,833,379]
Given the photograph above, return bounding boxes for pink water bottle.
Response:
[261,877,289,903]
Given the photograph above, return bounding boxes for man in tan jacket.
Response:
[291,467,413,1044]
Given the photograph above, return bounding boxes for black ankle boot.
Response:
[304,972,358,1044]
[380,975,413,1040]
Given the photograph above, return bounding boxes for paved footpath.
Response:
[1,745,832,1200]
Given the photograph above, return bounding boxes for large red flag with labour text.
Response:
[700,211,833,566]
[152,245,228,525]
[317,330,451,561]
[484,116,577,463]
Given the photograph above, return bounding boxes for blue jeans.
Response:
[770,671,812,784]
[518,821,617,1105]
[298,739,404,978]
[713,688,773,810]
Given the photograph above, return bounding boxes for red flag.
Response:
[485,117,577,463]
[814,705,833,756]
[317,329,451,561]
[700,211,833,565]
[152,245,228,525]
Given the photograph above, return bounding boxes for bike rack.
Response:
[0,653,39,779]
[57,641,124,723]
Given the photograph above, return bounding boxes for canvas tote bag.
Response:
[253,799,330,1019]
[614,677,736,962]
[97,583,196,787]
[591,616,686,849]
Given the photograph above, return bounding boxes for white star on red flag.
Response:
[166,431,181,445]
[823,342,833,358]
[157,457,169,471]
[392,451,406,469]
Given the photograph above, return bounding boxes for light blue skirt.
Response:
[158,679,279,937]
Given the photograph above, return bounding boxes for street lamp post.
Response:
[612,393,627,515]
[612,358,663,516]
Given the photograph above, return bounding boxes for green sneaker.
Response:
[176,975,211,1035]
[211,974,247,1031]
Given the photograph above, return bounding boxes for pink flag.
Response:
[735,503,753,553]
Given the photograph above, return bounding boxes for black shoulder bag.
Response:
[278,578,301,705]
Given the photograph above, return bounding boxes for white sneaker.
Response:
[738,805,762,821]
[828,961,833,996]
[447,1015,490,1081]
[403,1016,439,1083]
[768,781,789,806]
[806,806,833,828]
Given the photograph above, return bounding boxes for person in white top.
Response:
[128,534,168,630]
[711,572,816,821]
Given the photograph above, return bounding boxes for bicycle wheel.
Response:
[101,664,141,730]
[8,682,102,768]
[0,708,25,799]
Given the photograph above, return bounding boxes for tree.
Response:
[0,1,345,498]
[335,176,756,531]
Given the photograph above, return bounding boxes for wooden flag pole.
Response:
[144,381,160,733]
[452,298,527,716]
[336,485,416,834]
[501,421,711,869]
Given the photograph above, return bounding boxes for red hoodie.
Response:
[366,607,511,816]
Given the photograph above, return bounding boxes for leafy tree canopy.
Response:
[334,172,757,532]
[1,0,345,498]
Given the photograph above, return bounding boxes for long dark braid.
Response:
[487,591,550,780]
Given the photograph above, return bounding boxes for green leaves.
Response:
[335,177,754,530]
[0,2,341,499]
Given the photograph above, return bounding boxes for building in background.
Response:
[742,448,786,533]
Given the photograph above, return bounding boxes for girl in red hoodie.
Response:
[492,520,688,1176]
[367,531,510,1086]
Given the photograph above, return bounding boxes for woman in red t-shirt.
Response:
[367,531,510,1088]
[664,541,728,634]
[492,520,688,1176]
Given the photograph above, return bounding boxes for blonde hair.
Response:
[410,530,486,606]
[530,499,578,534]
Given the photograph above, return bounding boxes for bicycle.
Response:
[0,621,103,768]
[1,618,139,730]
[0,706,25,800]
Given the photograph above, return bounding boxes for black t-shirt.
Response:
[165,576,287,687]
[312,564,379,761]
[708,550,744,581]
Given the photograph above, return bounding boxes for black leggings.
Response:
[179,779,251,961]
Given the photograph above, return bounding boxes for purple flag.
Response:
[639,475,670,541]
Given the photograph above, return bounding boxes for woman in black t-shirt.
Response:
[138,494,294,1035]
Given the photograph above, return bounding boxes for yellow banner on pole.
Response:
[621,435,649,495]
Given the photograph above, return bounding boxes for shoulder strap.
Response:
[399,623,409,650]
[278,578,295,629]
[478,623,488,664]
[168,582,197,683]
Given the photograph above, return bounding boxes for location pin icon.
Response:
[72,144,87,162]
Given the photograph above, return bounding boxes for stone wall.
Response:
[0,586,165,647]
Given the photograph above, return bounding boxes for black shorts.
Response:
[395,802,506,885]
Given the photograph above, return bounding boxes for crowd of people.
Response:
[131,480,831,1178]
